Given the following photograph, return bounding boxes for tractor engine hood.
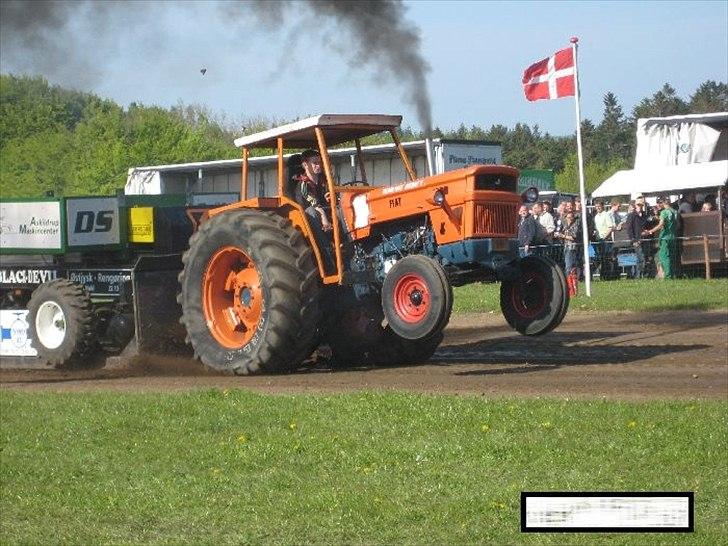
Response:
[341,165,521,245]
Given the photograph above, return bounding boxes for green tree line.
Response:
[1,74,725,198]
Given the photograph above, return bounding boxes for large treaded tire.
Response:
[500,255,567,336]
[178,209,321,375]
[27,279,95,368]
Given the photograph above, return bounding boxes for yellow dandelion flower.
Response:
[541,421,552,429]
[237,434,248,443]
[289,421,297,431]
[628,420,637,428]
[481,424,491,432]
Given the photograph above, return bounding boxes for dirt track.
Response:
[1,310,727,400]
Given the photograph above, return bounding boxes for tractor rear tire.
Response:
[500,255,566,336]
[178,209,321,375]
[382,255,452,340]
[27,279,95,368]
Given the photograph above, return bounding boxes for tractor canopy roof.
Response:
[233,114,402,149]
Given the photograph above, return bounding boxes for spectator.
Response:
[701,202,714,212]
[643,197,678,279]
[532,202,555,243]
[517,205,538,257]
[624,199,647,278]
[558,211,579,278]
[554,201,567,234]
[543,201,555,220]
[678,193,698,214]
[595,198,622,240]
[594,199,622,279]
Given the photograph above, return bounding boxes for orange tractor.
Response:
[178,115,568,374]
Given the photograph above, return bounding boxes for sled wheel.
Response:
[27,279,95,368]
[382,255,450,340]
[178,209,321,375]
[500,255,566,336]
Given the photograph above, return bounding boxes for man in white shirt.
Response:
[532,202,555,243]
[594,199,621,241]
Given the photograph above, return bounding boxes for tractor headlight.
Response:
[521,186,539,204]
[433,190,445,206]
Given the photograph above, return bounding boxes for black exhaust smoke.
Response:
[0,0,433,134]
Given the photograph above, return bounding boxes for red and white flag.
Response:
[522,47,575,101]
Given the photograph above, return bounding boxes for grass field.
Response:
[453,278,728,313]
[1,391,726,545]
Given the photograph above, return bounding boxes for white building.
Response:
[125,139,502,204]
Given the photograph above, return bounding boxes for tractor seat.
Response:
[286,154,303,200]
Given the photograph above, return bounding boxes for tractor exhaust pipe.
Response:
[425,138,435,176]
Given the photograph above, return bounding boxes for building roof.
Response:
[233,114,402,148]
[639,112,728,127]
[127,138,435,177]
[591,160,728,198]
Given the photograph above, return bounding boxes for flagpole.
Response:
[570,36,592,297]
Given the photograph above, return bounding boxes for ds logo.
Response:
[74,210,114,233]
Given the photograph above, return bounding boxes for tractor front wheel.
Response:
[500,255,567,336]
[382,255,452,340]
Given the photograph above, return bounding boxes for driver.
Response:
[294,149,335,271]
[295,149,332,232]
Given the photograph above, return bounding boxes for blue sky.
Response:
[2,0,726,136]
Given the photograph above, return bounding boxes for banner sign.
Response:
[438,143,502,173]
[0,268,60,287]
[67,269,132,296]
[129,207,155,243]
[0,267,131,297]
[518,169,555,192]
[0,201,63,252]
[66,197,121,247]
[0,310,37,357]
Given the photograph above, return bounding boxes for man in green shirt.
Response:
[643,197,678,278]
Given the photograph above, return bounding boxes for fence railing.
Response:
[519,234,725,280]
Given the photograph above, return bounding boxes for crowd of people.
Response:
[518,191,724,285]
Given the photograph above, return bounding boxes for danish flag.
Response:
[522,47,575,101]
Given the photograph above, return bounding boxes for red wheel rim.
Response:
[202,246,263,349]
[393,273,431,324]
[510,270,547,318]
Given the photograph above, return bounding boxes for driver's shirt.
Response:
[294,174,327,209]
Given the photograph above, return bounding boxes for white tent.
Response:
[592,160,728,198]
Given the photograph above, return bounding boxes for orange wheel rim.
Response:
[202,246,263,349]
